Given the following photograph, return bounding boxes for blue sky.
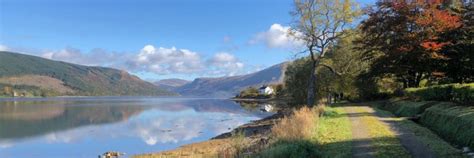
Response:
[0,0,375,81]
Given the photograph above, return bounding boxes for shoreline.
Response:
[135,105,290,157]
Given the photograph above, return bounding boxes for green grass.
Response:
[374,108,466,158]
[420,103,474,149]
[257,140,319,158]
[381,100,437,117]
[256,106,353,158]
[354,107,411,158]
[405,83,474,103]
[315,106,353,158]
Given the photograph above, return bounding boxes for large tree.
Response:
[290,0,360,106]
[358,1,461,88]
[438,3,474,83]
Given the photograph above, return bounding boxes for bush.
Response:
[237,87,260,98]
[256,140,319,158]
[271,106,318,140]
[405,83,474,104]
[420,103,474,149]
[379,100,438,117]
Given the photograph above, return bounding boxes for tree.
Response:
[358,1,461,88]
[284,30,369,104]
[438,4,474,83]
[290,0,360,106]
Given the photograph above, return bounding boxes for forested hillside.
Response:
[0,51,175,96]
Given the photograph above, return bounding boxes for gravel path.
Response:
[344,105,437,158]
[345,106,376,158]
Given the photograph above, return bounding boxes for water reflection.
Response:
[0,97,274,158]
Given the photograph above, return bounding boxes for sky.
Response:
[0,0,375,81]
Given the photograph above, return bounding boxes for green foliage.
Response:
[256,140,319,158]
[284,30,370,103]
[380,100,438,117]
[271,84,285,98]
[0,51,175,96]
[405,83,474,104]
[438,4,474,83]
[284,57,314,104]
[420,103,474,149]
[237,87,262,98]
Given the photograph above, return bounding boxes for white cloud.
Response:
[207,52,245,76]
[249,23,304,49]
[40,47,124,67]
[127,45,204,75]
[3,44,249,77]
[0,44,9,51]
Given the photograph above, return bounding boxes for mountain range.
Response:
[0,51,175,96]
[0,51,286,97]
[162,63,287,97]
[154,78,191,91]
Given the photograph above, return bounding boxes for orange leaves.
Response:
[415,7,461,32]
[421,41,448,51]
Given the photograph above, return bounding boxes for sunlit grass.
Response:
[271,106,318,140]
[374,107,466,157]
[315,106,353,158]
[355,107,411,158]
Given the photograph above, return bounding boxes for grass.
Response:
[373,105,466,158]
[256,106,320,158]
[380,100,437,117]
[355,107,411,158]
[420,103,474,149]
[257,140,319,158]
[405,83,474,103]
[271,106,318,140]
[315,106,353,158]
[257,106,353,158]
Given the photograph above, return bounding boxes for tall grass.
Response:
[271,106,319,140]
[256,106,320,158]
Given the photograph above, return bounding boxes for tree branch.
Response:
[319,63,343,76]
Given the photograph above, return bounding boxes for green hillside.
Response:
[0,51,175,96]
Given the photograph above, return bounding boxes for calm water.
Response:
[0,97,274,158]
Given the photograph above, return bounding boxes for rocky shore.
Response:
[135,108,291,158]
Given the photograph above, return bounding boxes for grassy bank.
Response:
[257,106,353,158]
[372,106,465,157]
[377,99,474,150]
[420,103,474,149]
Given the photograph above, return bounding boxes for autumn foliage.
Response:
[358,1,470,87]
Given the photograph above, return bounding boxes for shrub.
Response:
[420,103,474,149]
[379,100,438,117]
[271,106,318,140]
[256,140,319,158]
[405,83,474,104]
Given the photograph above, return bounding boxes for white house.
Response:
[258,86,274,95]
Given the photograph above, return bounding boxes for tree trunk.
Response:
[306,65,317,106]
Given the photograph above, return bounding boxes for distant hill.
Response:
[176,63,287,97]
[0,51,175,96]
[154,78,190,91]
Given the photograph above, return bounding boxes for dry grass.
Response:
[271,106,319,140]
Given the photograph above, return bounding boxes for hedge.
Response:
[420,103,474,149]
[405,83,474,105]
